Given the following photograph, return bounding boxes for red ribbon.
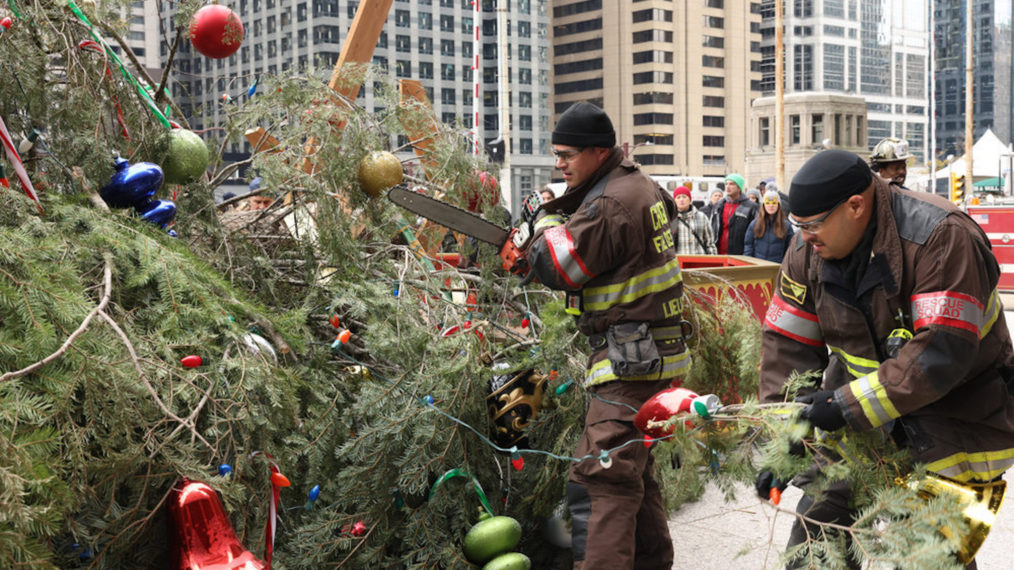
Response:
[0,114,42,212]
[78,40,130,140]
[248,451,290,569]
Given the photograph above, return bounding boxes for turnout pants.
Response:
[567,379,674,570]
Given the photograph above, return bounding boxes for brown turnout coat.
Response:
[761,177,1014,483]
[527,151,690,387]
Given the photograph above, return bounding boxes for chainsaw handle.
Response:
[499,228,531,277]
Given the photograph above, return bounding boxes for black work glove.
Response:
[754,471,788,503]
[754,438,804,502]
[796,390,847,431]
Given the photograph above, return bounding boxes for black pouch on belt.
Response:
[605,322,661,377]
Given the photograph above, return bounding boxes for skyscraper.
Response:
[758,0,930,161]
[934,0,1014,157]
[164,0,553,214]
[550,0,764,177]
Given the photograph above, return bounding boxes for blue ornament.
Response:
[137,199,178,228]
[100,156,163,209]
[218,463,233,477]
[100,155,177,232]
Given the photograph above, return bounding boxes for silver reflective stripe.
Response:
[581,259,682,312]
[927,449,1014,483]
[544,225,594,288]
[764,296,824,346]
[911,290,985,335]
[847,372,899,428]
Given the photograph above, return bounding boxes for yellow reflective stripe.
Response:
[534,214,564,231]
[847,372,900,428]
[584,351,691,386]
[814,431,862,465]
[926,447,1014,483]
[981,289,1000,339]
[582,259,682,312]
[828,345,880,378]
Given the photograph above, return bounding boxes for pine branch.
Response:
[0,254,112,383]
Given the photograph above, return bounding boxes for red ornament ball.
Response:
[189,5,244,59]
[180,355,203,368]
[465,171,500,212]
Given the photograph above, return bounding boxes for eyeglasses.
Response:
[551,147,586,162]
[788,199,847,232]
[763,198,780,205]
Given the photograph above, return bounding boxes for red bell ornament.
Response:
[168,479,266,569]
[189,5,244,59]
[633,387,700,439]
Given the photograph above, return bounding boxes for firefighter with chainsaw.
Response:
[514,102,689,569]
[756,150,1014,569]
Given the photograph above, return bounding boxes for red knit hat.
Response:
[672,186,691,199]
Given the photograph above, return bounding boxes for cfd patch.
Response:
[780,273,808,305]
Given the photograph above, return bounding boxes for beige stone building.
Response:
[551,0,763,178]
[745,92,868,185]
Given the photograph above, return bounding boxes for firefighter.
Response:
[870,136,911,187]
[756,150,1014,569]
[522,102,689,569]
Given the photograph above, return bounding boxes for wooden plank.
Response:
[244,127,283,154]
[328,0,396,100]
[398,80,441,175]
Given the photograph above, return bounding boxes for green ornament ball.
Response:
[462,515,522,565]
[482,552,531,570]
[162,129,210,184]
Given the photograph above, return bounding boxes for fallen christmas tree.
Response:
[0,2,995,569]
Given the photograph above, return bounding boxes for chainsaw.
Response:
[388,185,531,276]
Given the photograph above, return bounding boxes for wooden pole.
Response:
[965,0,974,198]
[775,0,785,190]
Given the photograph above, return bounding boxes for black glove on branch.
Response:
[796,390,847,431]
[754,470,788,502]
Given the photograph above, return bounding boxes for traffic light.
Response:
[950,172,965,204]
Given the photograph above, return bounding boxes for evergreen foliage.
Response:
[0,2,988,569]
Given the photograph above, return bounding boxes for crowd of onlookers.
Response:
[669,173,794,263]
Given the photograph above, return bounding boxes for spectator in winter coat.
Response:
[700,189,725,217]
[671,186,717,255]
[709,173,759,255]
[744,190,794,262]
[746,188,761,204]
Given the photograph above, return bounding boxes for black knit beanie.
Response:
[789,150,873,217]
[552,102,616,148]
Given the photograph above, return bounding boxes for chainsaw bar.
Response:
[388,185,510,246]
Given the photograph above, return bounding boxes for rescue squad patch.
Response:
[780,273,807,305]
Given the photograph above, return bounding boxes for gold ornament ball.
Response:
[357,151,403,197]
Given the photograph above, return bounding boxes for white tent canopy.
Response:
[934,128,1014,179]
